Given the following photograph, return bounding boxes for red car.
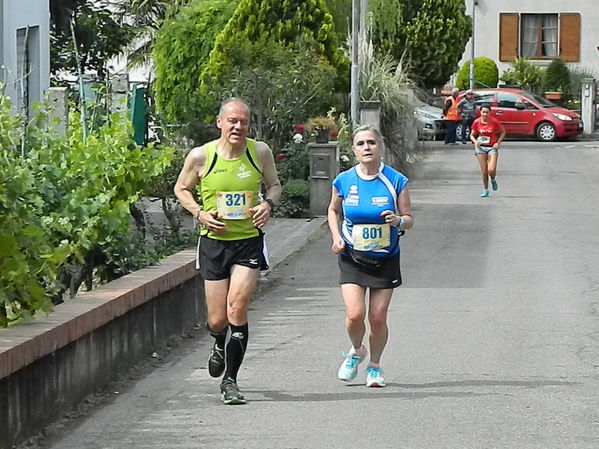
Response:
[457,88,583,142]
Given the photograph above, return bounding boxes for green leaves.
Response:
[0,98,173,327]
[370,0,472,88]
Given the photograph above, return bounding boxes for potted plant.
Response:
[306,116,336,143]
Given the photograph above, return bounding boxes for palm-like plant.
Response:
[358,39,422,171]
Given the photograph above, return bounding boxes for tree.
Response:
[200,0,347,102]
[543,58,571,93]
[370,0,471,88]
[456,57,499,89]
[50,1,134,79]
[152,0,239,138]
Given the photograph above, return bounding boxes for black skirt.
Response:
[338,252,402,289]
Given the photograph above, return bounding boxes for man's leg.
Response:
[219,265,259,405]
[204,279,230,377]
[222,265,259,381]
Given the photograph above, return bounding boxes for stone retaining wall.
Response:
[0,249,204,449]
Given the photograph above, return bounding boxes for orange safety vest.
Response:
[443,96,460,121]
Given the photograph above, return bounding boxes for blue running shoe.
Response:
[338,346,367,381]
[480,189,489,197]
[491,178,498,191]
[365,366,386,388]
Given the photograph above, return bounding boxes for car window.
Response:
[522,99,538,110]
[473,93,494,107]
[497,92,521,109]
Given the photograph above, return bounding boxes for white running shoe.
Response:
[365,366,386,387]
[337,345,367,381]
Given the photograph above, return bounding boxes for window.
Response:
[497,92,520,108]
[16,26,41,119]
[521,14,557,58]
[473,93,494,107]
[499,13,580,62]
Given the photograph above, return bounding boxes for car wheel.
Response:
[536,122,556,142]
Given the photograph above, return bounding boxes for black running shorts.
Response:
[197,235,269,281]
[338,252,402,289]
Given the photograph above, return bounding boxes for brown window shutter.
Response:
[560,13,580,62]
[499,13,519,62]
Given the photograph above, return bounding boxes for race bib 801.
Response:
[216,191,254,220]
[352,224,390,251]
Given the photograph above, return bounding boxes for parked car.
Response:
[415,105,445,140]
[457,88,583,142]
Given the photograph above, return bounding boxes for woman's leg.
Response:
[476,153,489,189]
[487,153,498,180]
[367,288,394,364]
[341,283,367,350]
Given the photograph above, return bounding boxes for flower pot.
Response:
[544,92,562,101]
[315,129,330,143]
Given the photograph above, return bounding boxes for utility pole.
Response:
[350,0,360,126]
[469,0,477,90]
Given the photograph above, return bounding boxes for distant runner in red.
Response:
[470,104,506,197]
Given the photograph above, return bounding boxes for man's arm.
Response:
[174,145,226,233]
[250,141,282,228]
[174,146,204,218]
[442,98,451,116]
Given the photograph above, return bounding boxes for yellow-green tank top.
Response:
[199,139,262,240]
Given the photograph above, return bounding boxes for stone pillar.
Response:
[308,142,339,216]
[110,73,129,114]
[359,101,381,129]
[45,87,69,136]
[581,78,596,135]
[359,100,385,160]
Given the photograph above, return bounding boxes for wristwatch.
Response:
[265,198,276,215]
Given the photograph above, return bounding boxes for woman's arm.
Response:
[327,186,346,254]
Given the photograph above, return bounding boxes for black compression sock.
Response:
[207,324,228,349]
[223,323,249,381]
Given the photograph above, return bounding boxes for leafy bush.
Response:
[456,57,499,89]
[0,96,174,326]
[543,58,571,93]
[568,65,599,94]
[276,141,310,185]
[500,57,544,91]
[359,40,421,172]
[215,38,340,150]
[275,179,310,218]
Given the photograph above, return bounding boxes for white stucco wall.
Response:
[459,0,599,81]
[1,0,50,109]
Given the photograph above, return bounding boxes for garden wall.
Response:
[0,249,203,449]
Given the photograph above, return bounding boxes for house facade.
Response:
[0,0,50,116]
[460,0,599,80]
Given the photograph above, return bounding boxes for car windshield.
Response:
[519,91,556,108]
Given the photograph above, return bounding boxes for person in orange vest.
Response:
[443,87,461,145]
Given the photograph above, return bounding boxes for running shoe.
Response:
[337,346,367,382]
[220,378,246,405]
[480,189,489,197]
[208,343,225,378]
[365,366,386,388]
[491,178,498,191]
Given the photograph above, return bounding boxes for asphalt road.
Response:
[29,139,599,449]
